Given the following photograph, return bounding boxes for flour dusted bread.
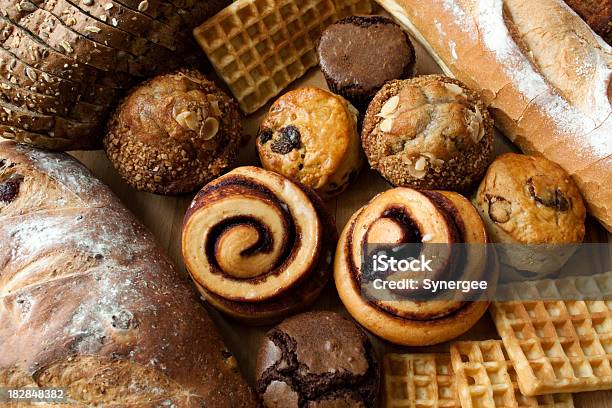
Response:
[0,141,256,407]
[375,0,612,231]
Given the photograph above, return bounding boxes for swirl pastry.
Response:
[334,187,497,346]
[182,166,337,325]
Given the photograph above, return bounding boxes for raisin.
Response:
[270,125,301,154]
[281,125,301,148]
[0,176,22,204]
[527,177,570,211]
[258,129,273,144]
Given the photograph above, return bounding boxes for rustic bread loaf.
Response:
[0,141,257,407]
[376,0,612,231]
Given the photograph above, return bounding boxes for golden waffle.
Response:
[450,340,574,408]
[384,353,459,408]
[490,272,612,396]
[193,0,373,114]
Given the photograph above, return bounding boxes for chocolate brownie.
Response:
[255,311,379,408]
[317,15,415,110]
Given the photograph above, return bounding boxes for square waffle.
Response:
[384,353,459,408]
[490,272,612,396]
[193,0,373,114]
[450,340,574,408]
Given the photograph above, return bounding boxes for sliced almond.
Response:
[377,95,400,118]
[209,100,221,117]
[85,25,101,33]
[66,17,77,26]
[174,111,199,131]
[414,156,428,171]
[103,3,113,10]
[444,82,464,96]
[379,117,394,133]
[201,117,219,140]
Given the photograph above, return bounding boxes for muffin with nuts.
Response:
[362,75,494,191]
[473,153,586,278]
[257,87,362,199]
[104,69,241,195]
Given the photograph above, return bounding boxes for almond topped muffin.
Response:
[362,75,494,191]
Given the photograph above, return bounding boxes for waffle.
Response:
[450,340,574,408]
[490,271,612,396]
[193,0,373,114]
[384,353,459,408]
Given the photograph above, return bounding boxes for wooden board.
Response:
[55,16,611,408]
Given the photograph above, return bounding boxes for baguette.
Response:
[0,141,257,407]
[376,0,612,231]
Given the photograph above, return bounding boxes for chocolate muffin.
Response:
[318,16,416,109]
[255,311,379,407]
[104,69,241,195]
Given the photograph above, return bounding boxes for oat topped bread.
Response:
[257,87,362,199]
[362,75,494,191]
[104,69,242,195]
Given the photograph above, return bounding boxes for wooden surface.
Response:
[64,23,612,408]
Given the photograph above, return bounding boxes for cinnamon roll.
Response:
[334,187,497,346]
[182,166,337,325]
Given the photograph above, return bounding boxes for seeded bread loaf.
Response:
[0,123,81,149]
[0,78,105,118]
[3,4,122,71]
[73,0,184,52]
[0,16,94,83]
[0,47,82,103]
[376,0,612,231]
[0,141,257,407]
[0,100,100,141]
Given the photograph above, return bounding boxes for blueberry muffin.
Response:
[104,69,241,195]
[362,75,494,191]
[318,15,416,109]
[257,87,362,199]
[255,311,379,407]
[473,153,586,277]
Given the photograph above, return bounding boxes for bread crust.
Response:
[376,0,612,231]
[0,141,257,407]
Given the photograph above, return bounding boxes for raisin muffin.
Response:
[104,69,241,195]
[473,153,586,277]
[257,87,362,199]
[255,311,379,407]
[362,75,494,191]
[318,15,416,109]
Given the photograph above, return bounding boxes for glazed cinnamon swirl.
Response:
[182,166,337,325]
[334,188,497,346]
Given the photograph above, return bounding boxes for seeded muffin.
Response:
[473,153,586,277]
[362,75,494,191]
[255,311,379,407]
[257,87,362,199]
[104,69,241,195]
[318,15,416,109]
